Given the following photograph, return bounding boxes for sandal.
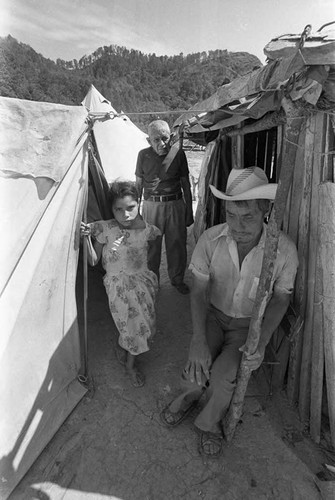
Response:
[198,430,224,458]
[160,399,198,427]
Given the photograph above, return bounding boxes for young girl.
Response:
[81,181,160,387]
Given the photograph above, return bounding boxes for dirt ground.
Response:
[9,228,335,500]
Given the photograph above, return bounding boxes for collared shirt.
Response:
[135,146,189,195]
[189,223,299,318]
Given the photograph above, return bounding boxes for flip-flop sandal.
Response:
[160,399,199,427]
[198,431,224,458]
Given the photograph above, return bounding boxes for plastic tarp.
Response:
[0,97,89,498]
[82,85,148,182]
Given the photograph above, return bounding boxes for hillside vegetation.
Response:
[0,35,261,130]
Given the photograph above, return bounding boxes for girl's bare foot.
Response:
[126,353,145,387]
[126,367,145,387]
[115,344,127,366]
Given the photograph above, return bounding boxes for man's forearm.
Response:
[135,176,143,206]
[259,292,291,351]
[136,176,143,191]
[190,282,209,342]
[180,177,193,208]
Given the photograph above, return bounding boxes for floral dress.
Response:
[90,219,161,355]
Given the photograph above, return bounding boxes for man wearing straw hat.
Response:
[161,166,298,458]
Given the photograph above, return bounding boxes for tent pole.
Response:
[83,222,88,376]
[223,96,306,442]
[81,173,89,379]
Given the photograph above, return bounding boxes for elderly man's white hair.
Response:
[148,120,170,136]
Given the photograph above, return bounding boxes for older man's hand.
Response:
[184,337,212,386]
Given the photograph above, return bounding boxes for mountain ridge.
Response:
[0,35,262,130]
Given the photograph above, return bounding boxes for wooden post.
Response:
[298,112,325,423]
[193,141,216,241]
[318,182,335,448]
[231,124,243,169]
[223,97,305,441]
[286,118,313,404]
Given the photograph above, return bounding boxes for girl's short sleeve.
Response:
[90,221,108,244]
[146,224,161,241]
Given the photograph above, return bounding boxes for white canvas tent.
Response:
[0,96,90,499]
[82,85,148,182]
[0,88,148,498]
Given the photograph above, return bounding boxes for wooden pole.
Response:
[318,182,335,448]
[223,97,305,441]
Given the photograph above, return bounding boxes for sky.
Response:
[0,0,334,64]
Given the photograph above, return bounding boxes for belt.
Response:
[145,192,182,202]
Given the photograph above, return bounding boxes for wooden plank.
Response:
[285,125,306,245]
[298,113,326,423]
[319,182,335,448]
[223,97,306,441]
[310,247,324,444]
[286,118,311,404]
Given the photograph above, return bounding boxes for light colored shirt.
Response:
[189,223,299,318]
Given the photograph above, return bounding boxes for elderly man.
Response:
[135,120,193,294]
[160,166,298,457]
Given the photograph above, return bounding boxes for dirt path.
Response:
[9,229,327,500]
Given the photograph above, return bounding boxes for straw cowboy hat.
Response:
[209,166,277,201]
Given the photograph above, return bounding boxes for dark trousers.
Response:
[169,306,250,433]
[142,198,187,285]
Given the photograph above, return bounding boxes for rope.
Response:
[88,106,335,125]
[87,109,210,122]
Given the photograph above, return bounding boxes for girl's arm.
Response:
[87,237,103,266]
[81,222,103,266]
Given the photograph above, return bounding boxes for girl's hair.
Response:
[108,180,139,206]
